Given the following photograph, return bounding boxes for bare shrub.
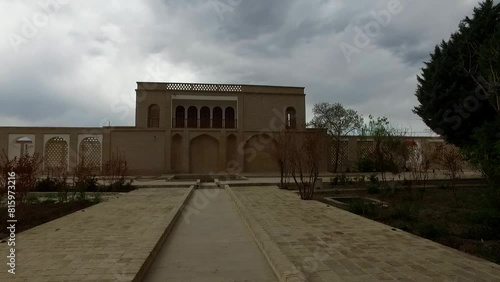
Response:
[435,144,465,203]
[71,159,98,200]
[270,129,293,189]
[406,141,437,200]
[0,151,16,205]
[289,131,322,200]
[102,149,131,191]
[0,150,43,205]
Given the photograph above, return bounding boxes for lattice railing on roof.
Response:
[165,83,242,92]
[80,137,102,171]
[45,137,68,171]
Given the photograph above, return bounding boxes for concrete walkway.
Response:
[144,189,277,282]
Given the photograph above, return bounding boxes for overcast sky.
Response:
[0,0,485,134]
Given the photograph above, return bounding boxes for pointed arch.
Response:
[148,104,160,128]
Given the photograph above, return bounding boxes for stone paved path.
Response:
[229,186,500,282]
[0,188,191,282]
[144,188,277,282]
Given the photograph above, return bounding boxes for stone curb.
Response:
[225,185,308,282]
[133,186,195,282]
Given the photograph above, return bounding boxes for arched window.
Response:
[187,106,198,128]
[175,106,185,128]
[225,107,235,129]
[200,107,211,128]
[286,107,296,129]
[79,137,102,171]
[148,104,160,128]
[45,137,68,171]
[212,107,223,128]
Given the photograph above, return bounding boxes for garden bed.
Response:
[315,185,500,264]
[0,200,96,238]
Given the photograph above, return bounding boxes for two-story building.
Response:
[0,82,329,175]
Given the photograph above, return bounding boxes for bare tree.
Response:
[406,141,437,199]
[102,149,129,190]
[435,144,465,203]
[289,131,322,200]
[310,103,363,172]
[270,129,293,189]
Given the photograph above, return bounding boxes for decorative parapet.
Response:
[137,82,304,95]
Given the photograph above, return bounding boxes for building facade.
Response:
[0,82,330,175]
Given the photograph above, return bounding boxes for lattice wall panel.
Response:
[80,137,102,171]
[358,141,374,159]
[330,140,349,171]
[45,137,68,171]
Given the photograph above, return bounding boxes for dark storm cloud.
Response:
[0,0,485,131]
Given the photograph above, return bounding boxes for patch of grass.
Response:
[26,194,40,204]
[388,204,420,222]
[347,199,378,217]
[417,222,446,240]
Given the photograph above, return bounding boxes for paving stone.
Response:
[0,188,191,281]
[229,186,500,281]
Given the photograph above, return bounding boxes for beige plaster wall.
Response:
[109,129,166,174]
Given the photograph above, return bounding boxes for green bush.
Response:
[369,174,379,184]
[36,177,59,192]
[347,199,377,217]
[330,174,352,186]
[104,178,134,192]
[91,192,102,204]
[357,157,376,172]
[57,186,69,203]
[26,194,40,204]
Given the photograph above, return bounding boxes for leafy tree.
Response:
[414,0,500,184]
[361,116,410,183]
[310,102,363,172]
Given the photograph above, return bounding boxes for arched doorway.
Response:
[243,134,279,173]
[190,134,219,173]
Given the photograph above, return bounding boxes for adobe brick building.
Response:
[0,82,330,175]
